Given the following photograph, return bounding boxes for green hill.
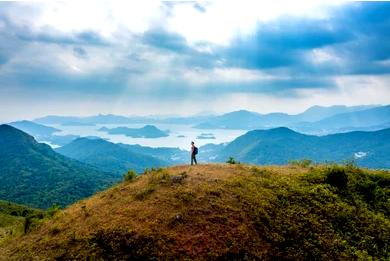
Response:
[1,164,388,260]
[216,127,390,169]
[0,125,119,209]
[56,137,167,174]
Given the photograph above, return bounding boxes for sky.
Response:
[0,0,389,121]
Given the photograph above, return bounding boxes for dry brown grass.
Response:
[1,163,388,260]
[0,164,276,259]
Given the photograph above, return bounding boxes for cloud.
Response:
[73,47,88,59]
[0,1,389,120]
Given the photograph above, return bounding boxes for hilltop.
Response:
[1,164,388,260]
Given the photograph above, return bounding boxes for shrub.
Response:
[148,168,170,184]
[325,166,348,190]
[46,204,61,217]
[123,170,137,182]
[289,159,312,168]
[134,185,156,200]
[226,157,238,164]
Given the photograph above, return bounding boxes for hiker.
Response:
[191,141,198,165]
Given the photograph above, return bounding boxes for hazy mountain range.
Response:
[194,105,388,134]
[30,104,388,136]
[8,120,79,146]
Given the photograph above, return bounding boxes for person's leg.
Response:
[194,155,197,165]
[191,154,194,165]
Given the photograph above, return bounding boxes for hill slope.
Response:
[0,125,118,208]
[56,138,167,174]
[1,164,389,260]
[216,127,390,168]
[0,200,45,244]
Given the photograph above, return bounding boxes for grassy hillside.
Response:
[0,200,45,244]
[1,164,389,260]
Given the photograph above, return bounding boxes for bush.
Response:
[46,204,61,217]
[148,168,170,184]
[123,170,137,182]
[226,157,238,164]
[289,159,312,168]
[134,185,156,200]
[325,166,348,189]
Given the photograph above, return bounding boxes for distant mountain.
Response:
[118,143,188,165]
[197,143,227,162]
[34,114,213,125]
[194,110,265,129]
[293,105,390,134]
[0,125,118,208]
[8,120,59,137]
[194,105,382,130]
[296,104,377,122]
[216,127,390,169]
[7,120,78,146]
[61,122,96,126]
[35,114,135,125]
[119,143,223,165]
[56,138,167,174]
[98,125,169,138]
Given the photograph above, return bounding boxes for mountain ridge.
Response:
[0,125,118,208]
[216,127,390,168]
[56,137,168,174]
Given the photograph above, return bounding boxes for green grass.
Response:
[0,200,45,244]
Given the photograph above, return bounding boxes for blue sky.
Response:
[0,1,389,121]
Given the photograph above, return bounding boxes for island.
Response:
[98,125,169,138]
[196,133,216,139]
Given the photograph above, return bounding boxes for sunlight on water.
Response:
[50,123,247,150]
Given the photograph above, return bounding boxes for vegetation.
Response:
[226,156,239,164]
[217,127,390,169]
[0,200,45,244]
[123,170,137,182]
[289,158,313,167]
[0,163,388,260]
[0,125,119,209]
[56,137,167,175]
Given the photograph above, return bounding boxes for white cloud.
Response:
[182,67,276,85]
[167,0,344,45]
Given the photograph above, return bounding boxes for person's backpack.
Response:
[194,146,198,155]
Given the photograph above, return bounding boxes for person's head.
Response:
[191,141,194,145]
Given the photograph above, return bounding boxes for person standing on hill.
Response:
[191,141,198,165]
